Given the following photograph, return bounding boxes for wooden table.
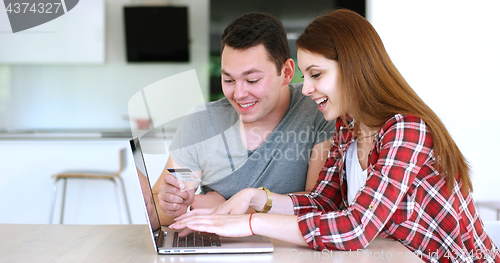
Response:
[0,224,424,263]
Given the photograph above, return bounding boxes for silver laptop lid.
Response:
[129,138,163,250]
[129,138,274,255]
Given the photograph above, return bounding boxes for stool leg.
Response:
[49,178,60,224]
[111,178,126,224]
[112,177,132,224]
[117,176,132,224]
[59,178,68,224]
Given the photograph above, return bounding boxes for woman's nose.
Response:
[302,81,315,96]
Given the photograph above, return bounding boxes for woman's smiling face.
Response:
[297,48,346,121]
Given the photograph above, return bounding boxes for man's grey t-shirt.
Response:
[169,83,335,198]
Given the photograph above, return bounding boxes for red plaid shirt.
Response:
[289,114,499,263]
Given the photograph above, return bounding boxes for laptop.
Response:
[129,138,274,254]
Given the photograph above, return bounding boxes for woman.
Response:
[170,9,499,262]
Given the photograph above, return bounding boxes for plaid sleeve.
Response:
[289,118,347,214]
[296,114,434,251]
[288,153,343,214]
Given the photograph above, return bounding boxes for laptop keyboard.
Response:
[172,231,222,247]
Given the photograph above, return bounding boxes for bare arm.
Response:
[294,139,332,194]
[191,192,227,210]
[252,213,308,246]
[173,213,308,246]
[170,188,308,246]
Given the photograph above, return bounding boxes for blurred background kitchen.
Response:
[0,0,499,227]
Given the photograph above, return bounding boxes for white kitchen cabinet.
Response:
[0,0,104,64]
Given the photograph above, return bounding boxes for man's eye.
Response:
[248,79,260,84]
[224,79,234,83]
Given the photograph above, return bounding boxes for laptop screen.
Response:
[129,138,162,244]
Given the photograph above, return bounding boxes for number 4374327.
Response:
[6,3,62,14]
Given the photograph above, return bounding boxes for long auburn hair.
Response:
[296,9,472,192]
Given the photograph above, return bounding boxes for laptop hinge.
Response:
[155,229,165,247]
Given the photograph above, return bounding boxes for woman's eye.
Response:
[224,79,234,83]
[301,75,304,79]
[311,73,321,78]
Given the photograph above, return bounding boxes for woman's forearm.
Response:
[169,189,307,243]
[251,213,309,247]
[248,188,296,215]
[248,189,307,245]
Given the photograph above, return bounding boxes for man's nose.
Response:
[234,82,249,99]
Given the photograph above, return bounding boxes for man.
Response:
[152,13,335,225]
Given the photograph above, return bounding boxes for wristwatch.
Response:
[256,187,272,213]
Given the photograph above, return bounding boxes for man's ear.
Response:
[281,58,295,86]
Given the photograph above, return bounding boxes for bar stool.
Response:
[49,148,132,224]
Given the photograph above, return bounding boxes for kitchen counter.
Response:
[0,129,175,140]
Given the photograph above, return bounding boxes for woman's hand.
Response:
[169,189,306,246]
[211,188,256,214]
[173,188,256,221]
[184,188,258,218]
[170,188,259,236]
[170,214,254,237]
[170,212,309,248]
[191,191,227,210]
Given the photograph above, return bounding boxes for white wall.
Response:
[0,0,209,130]
[367,0,500,201]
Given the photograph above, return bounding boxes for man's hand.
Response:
[191,191,227,210]
[157,173,196,219]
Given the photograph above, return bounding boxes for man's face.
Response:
[221,44,285,124]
